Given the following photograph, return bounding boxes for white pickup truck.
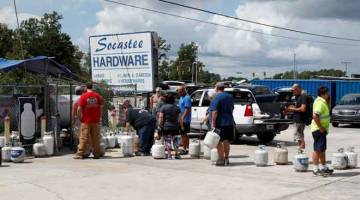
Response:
[190,88,291,144]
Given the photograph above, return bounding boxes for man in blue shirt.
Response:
[178,86,192,155]
[210,82,234,166]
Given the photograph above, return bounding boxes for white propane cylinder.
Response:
[203,145,211,160]
[345,147,358,169]
[255,145,268,167]
[210,148,218,164]
[0,136,4,147]
[189,139,201,158]
[294,150,309,172]
[33,142,47,157]
[204,129,220,149]
[332,148,347,170]
[102,136,109,149]
[43,131,54,156]
[120,135,133,157]
[2,145,12,162]
[100,143,106,157]
[152,140,165,159]
[106,134,116,149]
[10,146,25,163]
[274,142,288,165]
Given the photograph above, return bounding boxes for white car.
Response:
[190,88,290,143]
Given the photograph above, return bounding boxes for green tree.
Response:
[273,69,345,79]
[0,24,14,58]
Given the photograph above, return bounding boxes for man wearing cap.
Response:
[210,82,234,166]
[74,82,103,159]
[177,85,191,155]
[287,84,307,150]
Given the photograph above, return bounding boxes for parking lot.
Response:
[1,124,360,200]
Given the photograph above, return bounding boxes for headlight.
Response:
[332,109,339,115]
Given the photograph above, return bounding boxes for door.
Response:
[190,91,203,130]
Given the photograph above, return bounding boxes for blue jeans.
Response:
[138,119,156,153]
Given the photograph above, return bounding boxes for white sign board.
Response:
[89,32,155,92]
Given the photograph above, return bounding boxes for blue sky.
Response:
[1,0,360,78]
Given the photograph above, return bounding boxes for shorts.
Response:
[218,126,234,142]
[181,123,191,135]
[312,130,327,152]
[164,135,181,150]
[294,123,305,142]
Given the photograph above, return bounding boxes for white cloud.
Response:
[0,7,39,29]
[268,42,327,61]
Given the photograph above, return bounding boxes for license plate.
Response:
[266,125,274,130]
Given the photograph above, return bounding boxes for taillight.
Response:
[244,104,253,117]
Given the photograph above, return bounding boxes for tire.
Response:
[257,132,276,144]
[332,122,339,127]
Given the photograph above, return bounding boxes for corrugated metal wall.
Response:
[336,81,360,102]
[251,79,360,105]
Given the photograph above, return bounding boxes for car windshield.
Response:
[339,94,360,105]
[226,90,255,104]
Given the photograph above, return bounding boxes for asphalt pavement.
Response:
[1,124,359,200]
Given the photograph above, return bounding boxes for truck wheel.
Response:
[332,122,339,127]
[257,132,276,144]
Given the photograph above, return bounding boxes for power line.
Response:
[159,0,360,42]
[103,0,360,47]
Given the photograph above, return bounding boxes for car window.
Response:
[253,87,271,95]
[339,94,360,105]
[202,92,211,107]
[191,91,203,107]
[226,90,255,104]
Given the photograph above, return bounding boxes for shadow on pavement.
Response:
[235,136,298,147]
[229,161,255,167]
[331,171,360,177]
[337,124,360,129]
[229,155,249,159]
[0,164,10,167]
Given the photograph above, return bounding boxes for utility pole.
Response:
[293,53,296,79]
[13,0,24,59]
[341,61,351,77]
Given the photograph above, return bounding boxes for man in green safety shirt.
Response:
[311,86,334,176]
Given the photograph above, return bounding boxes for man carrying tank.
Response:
[210,82,234,166]
[123,100,156,156]
[287,84,307,150]
[177,86,192,155]
[311,86,333,176]
[74,82,103,159]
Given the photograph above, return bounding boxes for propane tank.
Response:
[11,146,25,163]
[106,133,116,149]
[210,148,218,164]
[203,145,211,160]
[33,140,47,157]
[345,147,358,169]
[204,129,220,149]
[294,150,309,172]
[189,139,201,158]
[0,136,4,147]
[152,140,165,159]
[102,135,109,149]
[132,134,140,153]
[120,135,133,157]
[2,144,12,162]
[43,131,54,156]
[273,142,288,165]
[255,145,268,167]
[332,148,347,170]
[100,143,106,157]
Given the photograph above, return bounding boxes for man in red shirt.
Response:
[74,82,104,159]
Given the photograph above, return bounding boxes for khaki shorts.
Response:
[294,123,305,142]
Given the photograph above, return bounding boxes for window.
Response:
[191,91,203,107]
[226,90,255,104]
[202,92,211,106]
[252,87,271,95]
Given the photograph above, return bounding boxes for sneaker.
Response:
[165,154,172,160]
[215,160,225,166]
[174,154,181,160]
[313,169,322,177]
[179,149,188,155]
[321,167,334,176]
[224,158,230,166]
